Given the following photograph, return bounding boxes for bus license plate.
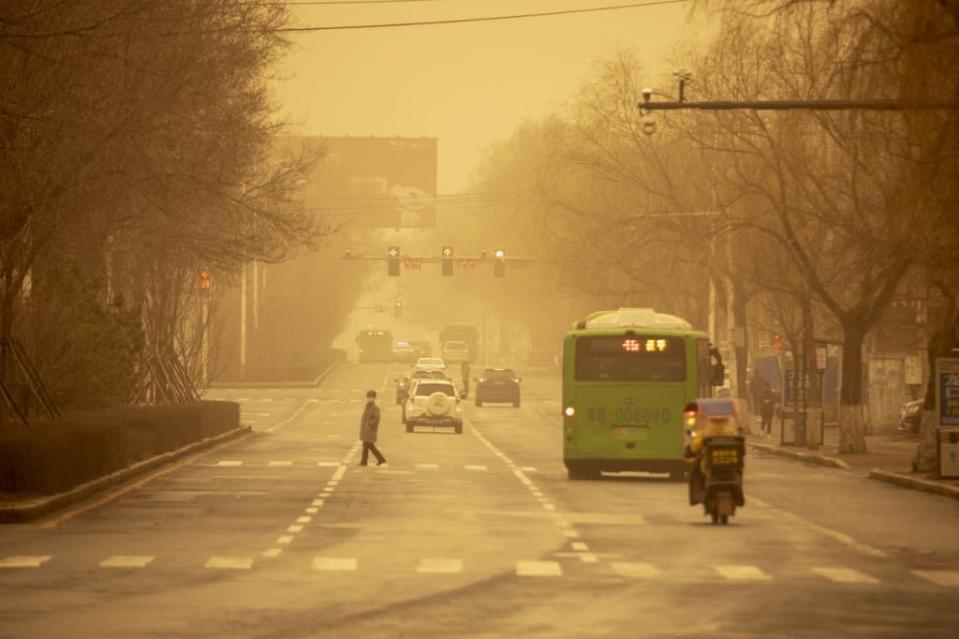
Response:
[614,426,648,439]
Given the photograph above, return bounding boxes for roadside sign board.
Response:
[815,345,827,372]
[935,358,959,427]
[904,355,923,385]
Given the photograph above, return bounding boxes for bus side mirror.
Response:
[710,363,725,387]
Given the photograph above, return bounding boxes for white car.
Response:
[404,379,463,434]
[442,340,470,364]
[414,357,447,372]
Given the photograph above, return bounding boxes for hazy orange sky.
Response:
[272,1,710,192]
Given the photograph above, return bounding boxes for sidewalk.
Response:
[746,417,959,501]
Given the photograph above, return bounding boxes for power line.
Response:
[278,0,687,32]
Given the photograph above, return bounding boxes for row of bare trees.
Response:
[1,1,322,409]
[474,0,958,462]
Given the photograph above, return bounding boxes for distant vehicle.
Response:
[403,379,464,434]
[562,308,725,481]
[899,399,923,434]
[408,339,432,359]
[414,357,447,372]
[392,340,416,363]
[442,340,470,364]
[439,323,479,361]
[395,368,448,406]
[474,368,521,407]
[356,329,393,363]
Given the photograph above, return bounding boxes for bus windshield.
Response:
[574,335,686,382]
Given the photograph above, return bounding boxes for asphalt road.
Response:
[1,362,957,638]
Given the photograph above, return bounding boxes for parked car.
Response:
[414,357,447,372]
[899,399,923,434]
[403,379,464,434]
[474,368,521,407]
[442,340,470,364]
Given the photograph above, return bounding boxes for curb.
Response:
[748,441,852,470]
[868,468,959,501]
[204,360,341,390]
[0,425,252,524]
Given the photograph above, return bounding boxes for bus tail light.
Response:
[684,410,697,428]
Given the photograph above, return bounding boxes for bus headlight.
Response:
[564,406,575,418]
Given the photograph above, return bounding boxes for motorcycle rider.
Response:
[460,359,471,397]
[685,405,742,505]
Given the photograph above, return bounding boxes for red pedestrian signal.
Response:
[773,334,783,350]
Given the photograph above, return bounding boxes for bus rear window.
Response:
[574,336,686,381]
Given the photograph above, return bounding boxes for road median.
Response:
[867,468,959,501]
[0,425,251,524]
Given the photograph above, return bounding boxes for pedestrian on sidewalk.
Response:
[358,390,386,466]
[760,385,776,436]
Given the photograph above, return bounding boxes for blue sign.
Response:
[936,359,959,427]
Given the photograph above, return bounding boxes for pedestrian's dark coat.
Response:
[359,401,380,442]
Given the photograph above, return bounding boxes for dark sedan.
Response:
[475,368,521,407]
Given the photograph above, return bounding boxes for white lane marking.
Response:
[571,542,589,551]
[521,466,538,472]
[714,565,772,581]
[100,555,154,568]
[0,556,50,568]
[317,461,340,467]
[612,562,662,578]
[313,557,357,571]
[326,480,339,487]
[465,465,488,471]
[512,469,534,487]
[912,570,959,586]
[312,499,326,506]
[268,461,293,467]
[206,556,253,570]
[262,548,283,559]
[216,461,243,467]
[542,503,556,512]
[415,463,439,470]
[811,567,879,584]
[750,496,889,559]
[331,465,347,481]
[578,553,599,563]
[563,530,581,538]
[516,560,562,577]
[260,399,274,403]
[266,398,319,433]
[236,397,251,402]
[306,507,319,514]
[417,558,463,574]
[297,516,312,524]
[276,535,294,545]
[287,525,304,533]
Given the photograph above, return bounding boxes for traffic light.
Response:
[198,270,211,299]
[387,246,400,277]
[773,334,783,351]
[493,248,505,278]
[394,300,403,318]
[441,246,453,276]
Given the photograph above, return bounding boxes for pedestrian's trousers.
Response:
[360,441,385,465]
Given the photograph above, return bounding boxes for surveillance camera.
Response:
[642,118,656,136]
[641,87,653,104]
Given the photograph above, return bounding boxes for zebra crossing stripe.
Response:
[205,556,253,570]
[313,557,357,571]
[216,461,243,467]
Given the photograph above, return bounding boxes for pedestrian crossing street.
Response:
[1,552,956,587]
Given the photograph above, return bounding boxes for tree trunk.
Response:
[839,319,868,453]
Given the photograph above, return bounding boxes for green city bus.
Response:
[562,308,723,480]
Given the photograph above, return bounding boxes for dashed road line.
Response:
[516,560,562,577]
[417,558,463,574]
[912,570,959,586]
[216,460,243,467]
[313,557,358,571]
[206,556,253,570]
[612,562,661,578]
[265,398,320,433]
[714,565,772,581]
[100,555,154,568]
[811,567,879,584]
[465,465,488,471]
[0,556,51,568]
[268,461,293,467]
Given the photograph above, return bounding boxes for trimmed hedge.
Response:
[0,401,239,495]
